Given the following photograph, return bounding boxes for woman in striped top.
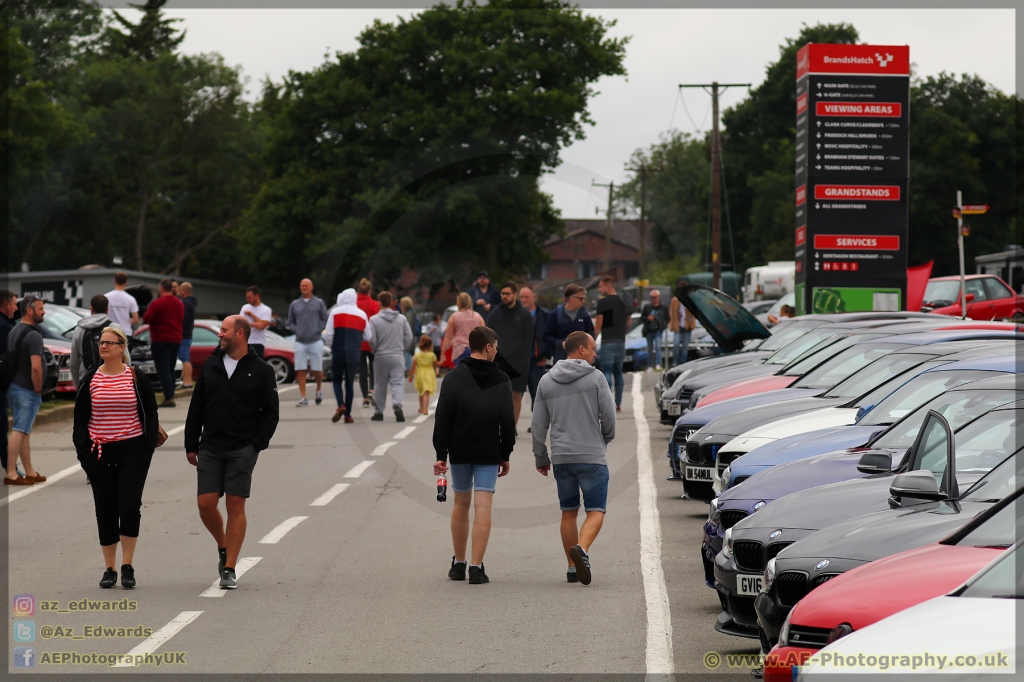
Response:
[73,327,160,589]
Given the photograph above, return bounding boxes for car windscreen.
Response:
[873,390,1020,450]
[957,540,1024,599]
[756,320,826,353]
[858,369,1005,426]
[763,327,841,365]
[923,280,962,308]
[781,333,888,376]
[960,455,1022,505]
[790,343,908,390]
[917,409,1023,481]
[951,496,1022,549]
[825,353,934,402]
[39,306,85,339]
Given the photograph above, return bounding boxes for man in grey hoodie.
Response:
[70,294,124,390]
[363,291,413,422]
[532,330,615,585]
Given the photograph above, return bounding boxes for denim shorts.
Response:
[294,340,324,372]
[7,384,42,435]
[553,463,610,512]
[450,463,500,493]
[177,338,193,362]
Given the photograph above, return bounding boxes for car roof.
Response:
[923,353,1017,373]
[876,330,1024,346]
[947,373,1021,391]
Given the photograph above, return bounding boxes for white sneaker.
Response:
[315,390,323,405]
[296,398,308,407]
[655,364,662,371]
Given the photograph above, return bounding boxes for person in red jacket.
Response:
[142,278,185,407]
[355,278,381,408]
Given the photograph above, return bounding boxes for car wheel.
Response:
[266,356,294,384]
[1013,311,1024,323]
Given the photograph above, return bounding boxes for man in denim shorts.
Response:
[532,331,616,585]
[432,326,515,585]
[4,296,47,486]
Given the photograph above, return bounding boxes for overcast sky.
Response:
[159,7,1016,219]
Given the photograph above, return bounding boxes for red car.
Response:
[923,274,1024,321]
[135,320,299,384]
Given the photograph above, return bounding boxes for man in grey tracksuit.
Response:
[363,291,413,422]
[532,330,616,586]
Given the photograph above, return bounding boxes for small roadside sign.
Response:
[961,204,989,215]
[952,207,962,218]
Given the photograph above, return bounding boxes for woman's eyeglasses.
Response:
[98,340,125,348]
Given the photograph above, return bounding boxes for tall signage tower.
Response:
[794,43,910,314]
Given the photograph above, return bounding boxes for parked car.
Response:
[922,274,1024,321]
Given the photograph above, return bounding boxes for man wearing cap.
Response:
[468,271,501,320]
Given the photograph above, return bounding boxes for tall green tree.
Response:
[241,0,627,295]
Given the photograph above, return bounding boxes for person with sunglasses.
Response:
[543,284,594,364]
[73,327,162,588]
[5,295,46,486]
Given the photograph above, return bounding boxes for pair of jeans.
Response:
[149,341,179,401]
[359,350,375,399]
[332,360,359,415]
[674,330,692,365]
[598,341,625,407]
[0,392,8,470]
[645,333,663,369]
[7,383,42,434]
[553,463,609,512]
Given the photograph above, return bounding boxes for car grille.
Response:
[720,510,748,530]
[672,428,696,446]
[766,543,792,562]
[677,389,693,406]
[734,541,764,572]
[776,571,809,607]
[759,625,774,652]
[813,573,840,588]
[787,624,831,650]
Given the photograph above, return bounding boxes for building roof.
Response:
[547,218,647,252]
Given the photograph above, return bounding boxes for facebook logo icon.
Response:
[14,646,35,668]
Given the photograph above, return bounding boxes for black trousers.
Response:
[150,341,179,401]
[359,350,375,399]
[80,438,154,546]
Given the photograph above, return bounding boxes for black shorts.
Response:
[197,445,259,498]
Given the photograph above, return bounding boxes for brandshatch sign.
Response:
[795,43,910,314]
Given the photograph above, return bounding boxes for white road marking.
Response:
[199,557,262,598]
[258,516,309,544]
[412,410,432,424]
[633,374,673,675]
[370,442,396,457]
[310,483,349,506]
[0,464,81,507]
[393,426,417,439]
[165,424,186,437]
[343,460,376,478]
[278,385,299,394]
[113,610,203,666]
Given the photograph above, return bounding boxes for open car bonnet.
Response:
[675,284,772,353]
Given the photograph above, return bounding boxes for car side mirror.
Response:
[907,410,959,500]
[965,293,976,303]
[857,451,892,475]
[889,470,945,508]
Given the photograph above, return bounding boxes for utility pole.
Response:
[592,180,615,276]
[679,81,750,290]
[956,190,966,319]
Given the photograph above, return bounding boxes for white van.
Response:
[742,261,795,302]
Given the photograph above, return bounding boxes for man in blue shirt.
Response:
[544,284,594,364]
[467,271,501,319]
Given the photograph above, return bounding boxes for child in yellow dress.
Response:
[409,335,440,415]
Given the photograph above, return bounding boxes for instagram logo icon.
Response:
[12,595,34,616]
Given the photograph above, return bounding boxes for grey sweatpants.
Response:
[373,353,405,413]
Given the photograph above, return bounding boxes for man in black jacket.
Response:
[0,290,17,473]
[185,315,279,590]
[432,326,515,585]
[519,286,549,414]
[487,281,534,425]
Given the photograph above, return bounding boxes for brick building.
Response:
[530,219,644,293]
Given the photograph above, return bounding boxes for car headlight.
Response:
[722,527,734,559]
[720,466,732,489]
[778,610,793,648]
[764,557,777,593]
[708,498,721,527]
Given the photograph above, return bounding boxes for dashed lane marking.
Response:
[412,410,433,424]
[1,464,81,508]
[113,610,203,666]
[393,426,417,439]
[199,557,262,598]
[343,460,376,478]
[165,424,186,437]
[310,483,349,506]
[258,516,309,544]
[370,442,396,457]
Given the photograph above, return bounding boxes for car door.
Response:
[963,279,990,319]
[189,325,220,370]
[981,277,1016,320]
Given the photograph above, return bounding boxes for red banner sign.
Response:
[796,226,806,246]
[797,44,910,78]
[796,185,807,206]
[814,234,901,251]
[815,102,901,117]
[796,93,807,115]
[814,185,901,201]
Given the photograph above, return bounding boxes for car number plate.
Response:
[139,363,157,374]
[685,466,714,482]
[58,370,71,382]
[668,403,682,416]
[737,574,763,596]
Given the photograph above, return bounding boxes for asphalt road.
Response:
[6,371,758,677]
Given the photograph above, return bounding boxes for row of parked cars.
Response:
[655,284,1022,679]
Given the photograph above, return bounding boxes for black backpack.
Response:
[80,323,106,373]
[0,325,32,391]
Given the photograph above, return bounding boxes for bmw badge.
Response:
[815,559,830,571]
[769,529,782,540]
[752,501,765,511]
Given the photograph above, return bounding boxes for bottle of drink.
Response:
[436,474,447,502]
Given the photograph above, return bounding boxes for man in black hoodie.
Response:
[185,315,279,590]
[432,326,515,585]
[0,290,17,473]
[487,281,534,424]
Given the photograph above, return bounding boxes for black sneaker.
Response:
[448,557,466,581]
[121,564,136,589]
[468,565,489,584]
[566,569,579,583]
[99,568,117,588]
[370,412,384,422]
[220,568,237,589]
[315,389,323,405]
[395,408,405,422]
[569,544,591,585]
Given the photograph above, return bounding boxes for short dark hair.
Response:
[378,291,393,308]
[501,281,518,293]
[246,285,261,296]
[114,272,128,285]
[233,315,252,340]
[600,275,616,285]
[90,294,109,314]
[564,331,592,356]
[564,284,584,300]
[468,326,498,353]
[781,305,796,317]
[159,278,174,293]
[0,290,16,306]
[19,295,40,317]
